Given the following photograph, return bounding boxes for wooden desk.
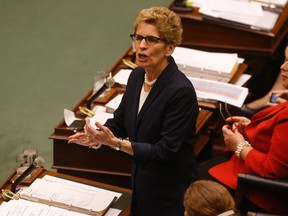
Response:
[0,169,131,215]
[50,47,247,188]
[172,3,288,100]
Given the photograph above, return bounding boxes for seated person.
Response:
[197,47,288,215]
[241,45,287,117]
[184,180,240,216]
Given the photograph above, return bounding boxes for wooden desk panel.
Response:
[0,169,131,215]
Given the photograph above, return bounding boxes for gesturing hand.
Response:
[68,131,96,148]
[84,119,117,148]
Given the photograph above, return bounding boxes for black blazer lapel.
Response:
[136,58,178,129]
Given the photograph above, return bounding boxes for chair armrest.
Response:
[237,173,288,191]
[234,173,288,209]
[247,211,282,216]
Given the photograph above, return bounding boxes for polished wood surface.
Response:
[171,2,288,100]
[0,169,131,215]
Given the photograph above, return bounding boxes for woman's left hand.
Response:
[68,118,116,149]
[222,125,245,152]
[84,118,117,148]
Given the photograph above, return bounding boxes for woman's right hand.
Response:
[68,131,95,147]
[222,125,245,152]
[226,116,251,134]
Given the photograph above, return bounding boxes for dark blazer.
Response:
[105,57,199,216]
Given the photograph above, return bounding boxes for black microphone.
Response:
[11,156,45,193]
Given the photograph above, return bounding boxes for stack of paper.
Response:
[105,94,123,113]
[113,69,132,85]
[0,175,122,216]
[189,77,249,107]
[89,105,114,128]
[173,47,239,83]
[199,0,279,31]
[249,0,287,8]
[189,0,287,8]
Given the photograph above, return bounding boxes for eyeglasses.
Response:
[130,34,163,45]
[219,102,233,128]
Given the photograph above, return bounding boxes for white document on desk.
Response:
[173,46,240,83]
[0,192,121,216]
[19,178,118,213]
[250,0,287,7]
[89,105,113,128]
[64,108,81,126]
[42,175,122,216]
[0,199,87,216]
[105,94,123,113]
[0,175,122,216]
[113,69,132,85]
[199,0,279,31]
[42,175,121,199]
[189,77,248,107]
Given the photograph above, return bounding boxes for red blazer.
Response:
[209,101,288,214]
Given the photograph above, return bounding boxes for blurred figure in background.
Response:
[241,45,288,117]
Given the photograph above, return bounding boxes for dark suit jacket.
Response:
[105,57,199,216]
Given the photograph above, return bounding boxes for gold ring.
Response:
[92,143,102,149]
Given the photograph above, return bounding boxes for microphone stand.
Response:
[86,84,108,110]
[11,156,44,193]
[86,75,115,110]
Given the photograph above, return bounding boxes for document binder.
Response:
[173,47,240,83]
[3,176,121,216]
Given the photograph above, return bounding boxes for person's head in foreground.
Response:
[184,180,240,216]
